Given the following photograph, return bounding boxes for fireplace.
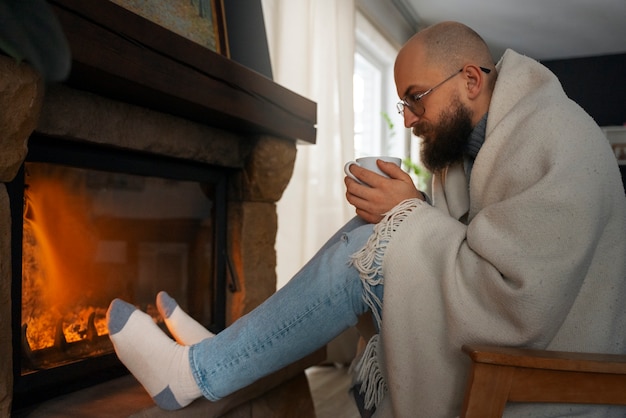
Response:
[0,0,317,414]
[9,135,229,408]
[1,81,314,414]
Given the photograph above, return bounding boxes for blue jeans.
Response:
[189,217,382,401]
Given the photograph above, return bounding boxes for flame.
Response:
[22,163,109,350]
[20,161,212,357]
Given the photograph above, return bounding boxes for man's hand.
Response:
[345,159,423,223]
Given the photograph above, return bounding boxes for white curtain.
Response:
[261,0,357,288]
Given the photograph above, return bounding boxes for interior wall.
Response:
[356,0,416,48]
[542,53,626,128]
[542,53,626,192]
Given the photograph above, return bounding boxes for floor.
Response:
[306,365,361,418]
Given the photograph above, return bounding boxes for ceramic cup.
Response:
[344,156,402,185]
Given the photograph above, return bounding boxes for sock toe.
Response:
[107,301,201,410]
[155,291,214,345]
[156,291,177,319]
[107,298,137,335]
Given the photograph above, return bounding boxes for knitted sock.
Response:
[156,291,215,345]
[107,298,203,410]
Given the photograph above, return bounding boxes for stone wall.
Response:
[0,55,297,413]
[0,56,44,417]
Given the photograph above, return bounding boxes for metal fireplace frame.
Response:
[9,135,229,409]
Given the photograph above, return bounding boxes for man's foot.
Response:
[107,298,202,410]
[156,291,215,345]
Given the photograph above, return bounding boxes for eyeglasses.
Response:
[396,66,492,117]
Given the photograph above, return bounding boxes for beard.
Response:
[413,96,474,174]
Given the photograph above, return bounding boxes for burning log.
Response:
[86,311,97,342]
[20,324,37,371]
[54,318,67,350]
[21,310,114,371]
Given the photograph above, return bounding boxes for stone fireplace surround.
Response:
[0,59,324,417]
[0,2,320,415]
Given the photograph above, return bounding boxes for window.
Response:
[353,12,407,160]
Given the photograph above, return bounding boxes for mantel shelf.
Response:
[49,0,317,144]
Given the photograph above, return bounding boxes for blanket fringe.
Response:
[348,198,422,410]
[350,198,422,328]
[353,334,386,411]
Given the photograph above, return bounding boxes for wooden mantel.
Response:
[48,0,317,144]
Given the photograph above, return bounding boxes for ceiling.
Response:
[372,0,626,61]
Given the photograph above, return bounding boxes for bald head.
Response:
[403,22,493,71]
[396,21,496,90]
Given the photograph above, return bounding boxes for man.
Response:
[107,21,626,417]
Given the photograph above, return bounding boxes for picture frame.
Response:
[107,0,229,57]
[210,0,229,57]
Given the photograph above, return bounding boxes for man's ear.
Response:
[462,65,484,100]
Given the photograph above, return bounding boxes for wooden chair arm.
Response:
[460,344,626,418]
[462,344,626,374]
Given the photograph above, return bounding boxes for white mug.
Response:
[344,156,402,185]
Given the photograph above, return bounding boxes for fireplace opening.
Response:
[10,135,229,409]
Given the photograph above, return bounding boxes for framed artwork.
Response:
[108,0,229,56]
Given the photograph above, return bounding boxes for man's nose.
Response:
[403,110,419,128]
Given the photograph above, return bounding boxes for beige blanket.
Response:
[353,49,626,417]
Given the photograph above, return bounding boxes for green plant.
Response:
[381,110,396,141]
[403,157,430,191]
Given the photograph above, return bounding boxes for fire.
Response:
[22,163,112,351]
[19,160,213,364]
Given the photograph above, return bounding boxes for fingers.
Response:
[344,158,425,223]
[345,171,424,223]
[346,160,411,187]
[346,163,390,187]
[344,180,389,223]
[376,160,407,179]
[355,208,384,224]
[344,177,376,208]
